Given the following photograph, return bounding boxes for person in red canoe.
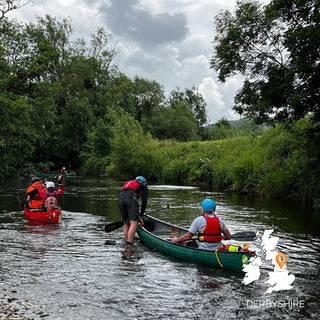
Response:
[39,175,64,210]
[26,177,46,209]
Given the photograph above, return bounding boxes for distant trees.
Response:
[0,16,118,172]
[0,15,210,176]
[211,0,320,126]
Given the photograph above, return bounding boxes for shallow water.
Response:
[0,176,319,319]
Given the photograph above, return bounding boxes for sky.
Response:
[7,0,269,124]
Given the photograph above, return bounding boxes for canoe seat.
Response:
[153,231,172,236]
[153,230,181,236]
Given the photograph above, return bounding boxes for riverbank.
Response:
[0,289,48,320]
[89,118,320,201]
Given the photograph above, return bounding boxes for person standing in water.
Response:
[118,176,148,245]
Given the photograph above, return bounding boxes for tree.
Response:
[132,76,165,131]
[90,27,118,72]
[0,0,32,20]
[209,117,234,140]
[0,95,37,176]
[150,102,198,141]
[110,110,155,177]
[211,0,320,126]
[168,87,208,129]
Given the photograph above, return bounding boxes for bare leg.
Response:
[123,220,130,242]
[127,220,139,243]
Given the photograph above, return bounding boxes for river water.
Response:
[0,176,319,319]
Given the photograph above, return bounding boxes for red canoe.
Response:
[24,207,62,224]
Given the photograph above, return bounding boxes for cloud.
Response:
[199,77,240,123]
[6,0,257,122]
[99,0,188,47]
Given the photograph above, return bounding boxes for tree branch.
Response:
[0,0,33,20]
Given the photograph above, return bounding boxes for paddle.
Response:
[104,205,170,233]
[230,231,256,241]
[186,231,256,242]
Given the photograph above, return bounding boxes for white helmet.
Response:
[47,181,55,188]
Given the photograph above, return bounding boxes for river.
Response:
[0,176,319,319]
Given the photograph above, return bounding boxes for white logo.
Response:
[242,229,295,294]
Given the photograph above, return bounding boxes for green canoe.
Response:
[36,172,76,177]
[137,215,255,273]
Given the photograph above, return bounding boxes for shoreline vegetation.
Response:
[87,116,320,201]
[1,6,319,203]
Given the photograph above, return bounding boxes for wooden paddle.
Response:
[104,205,170,233]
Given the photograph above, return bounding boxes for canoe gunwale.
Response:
[24,206,62,224]
[36,172,76,177]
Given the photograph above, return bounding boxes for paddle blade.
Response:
[104,221,124,233]
[231,231,256,241]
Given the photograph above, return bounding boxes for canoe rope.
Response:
[215,249,223,268]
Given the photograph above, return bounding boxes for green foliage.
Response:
[208,118,266,140]
[211,0,320,125]
[0,94,37,176]
[166,87,208,139]
[1,14,319,201]
[231,118,320,198]
[106,116,320,199]
[109,110,156,178]
[150,102,199,141]
[79,117,113,175]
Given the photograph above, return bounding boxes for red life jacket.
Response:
[198,214,222,242]
[121,180,142,196]
[46,190,57,198]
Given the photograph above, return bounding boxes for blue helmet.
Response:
[135,176,147,184]
[201,199,216,212]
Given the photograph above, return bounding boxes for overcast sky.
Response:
[7,0,269,123]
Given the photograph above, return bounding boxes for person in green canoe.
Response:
[171,199,232,250]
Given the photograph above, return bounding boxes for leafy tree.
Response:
[209,117,234,140]
[0,95,36,176]
[150,102,198,141]
[109,110,156,177]
[89,27,118,73]
[132,76,165,130]
[81,118,112,159]
[211,0,320,125]
[215,117,232,130]
[79,117,113,175]
[48,96,94,166]
[101,74,165,129]
[168,87,208,130]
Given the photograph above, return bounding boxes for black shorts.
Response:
[118,198,139,221]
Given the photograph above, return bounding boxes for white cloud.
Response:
[199,77,241,123]
[6,0,267,122]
